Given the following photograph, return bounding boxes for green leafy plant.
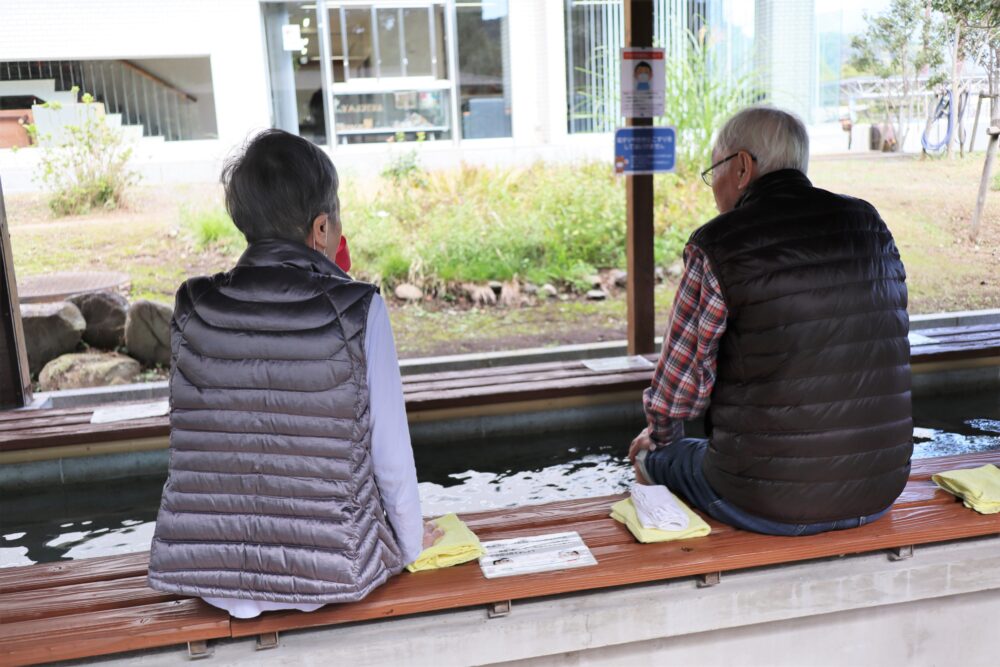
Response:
[25,88,140,216]
[660,29,761,176]
[181,205,246,253]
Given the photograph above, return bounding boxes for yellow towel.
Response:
[611,496,711,543]
[406,513,485,572]
[932,464,1000,515]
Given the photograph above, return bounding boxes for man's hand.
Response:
[628,427,658,463]
[422,520,445,549]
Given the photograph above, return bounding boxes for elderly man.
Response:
[630,106,912,536]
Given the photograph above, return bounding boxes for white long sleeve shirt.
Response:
[203,293,423,618]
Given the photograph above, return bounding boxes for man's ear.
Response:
[737,151,755,190]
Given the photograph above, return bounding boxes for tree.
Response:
[850,0,945,151]
[931,0,998,158]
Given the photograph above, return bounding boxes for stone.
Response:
[522,283,539,296]
[587,275,602,289]
[586,289,608,301]
[19,301,85,376]
[394,283,424,301]
[463,283,496,306]
[68,291,128,350]
[499,282,521,307]
[125,300,173,367]
[540,284,559,299]
[488,281,503,296]
[610,269,628,288]
[38,352,141,391]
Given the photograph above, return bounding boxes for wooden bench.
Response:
[2,322,999,459]
[1,452,996,666]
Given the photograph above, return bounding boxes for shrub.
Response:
[27,89,140,216]
[345,162,714,291]
[181,205,246,253]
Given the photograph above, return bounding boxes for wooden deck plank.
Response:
[229,501,1000,637]
[0,599,229,667]
[0,575,175,623]
[0,551,150,594]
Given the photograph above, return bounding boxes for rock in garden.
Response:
[463,283,496,306]
[499,282,521,307]
[587,275,602,289]
[610,269,628,288]
[68,291,128,350]
[488,281,503,296]
[125,300,173,367]
[394,283,423,301]
[586,289,608,301]
[19,301,85,376]
[540,284,558,299]
[38,352,141,391]
[522,283,539,296]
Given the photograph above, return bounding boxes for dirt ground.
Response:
[6,153,999,359]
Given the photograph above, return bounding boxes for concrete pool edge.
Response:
[24,308,1000,410]
[86,534,1000,666]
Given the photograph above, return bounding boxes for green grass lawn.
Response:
[6,153,998,358]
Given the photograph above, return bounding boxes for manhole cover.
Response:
[17,271,131,303]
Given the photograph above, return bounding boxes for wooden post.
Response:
[0,177,33,409]
[625,0,656,355]
[970,115,999,242]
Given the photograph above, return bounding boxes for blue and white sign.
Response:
[614,126,676,175]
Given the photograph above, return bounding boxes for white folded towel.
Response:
[630,484,690,531]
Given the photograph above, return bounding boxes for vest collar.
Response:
[237,237,347,277]
[735,169,812,209]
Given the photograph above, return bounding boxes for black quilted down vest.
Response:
[689,169,913,523]
[148,238,405,603]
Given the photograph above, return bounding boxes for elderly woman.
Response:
[147,130,435,618]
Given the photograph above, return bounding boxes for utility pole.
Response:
[625,0,656,355]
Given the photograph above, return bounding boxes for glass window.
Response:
[403,7,433,77]
[262,2,327,144]
[344,8,375,79]
[376,8,403,78]
[333,89,450,144]
[456,0,511,139]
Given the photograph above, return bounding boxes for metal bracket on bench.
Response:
[888,545,914,561]
[697,572,722,588]
[256,631,280,650]
[487,600,512,618]
[187,640,213,660]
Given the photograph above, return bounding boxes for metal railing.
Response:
[0,59,199,141]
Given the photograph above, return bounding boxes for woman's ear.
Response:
[310,214,328,251]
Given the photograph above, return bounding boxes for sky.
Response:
[815,0,892,35]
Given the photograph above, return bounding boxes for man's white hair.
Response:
[714,106,810,176]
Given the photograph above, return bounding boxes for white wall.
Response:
[0,0,270,145]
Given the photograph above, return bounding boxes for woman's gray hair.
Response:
[714,106,810,176]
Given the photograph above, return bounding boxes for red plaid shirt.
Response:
[643,244,728,445]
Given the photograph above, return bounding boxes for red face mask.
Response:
[335,235,351,273]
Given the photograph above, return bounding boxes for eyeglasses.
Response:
[701,152,757,186]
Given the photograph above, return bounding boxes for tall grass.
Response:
[345,162,714,291]
[179,162,716,292]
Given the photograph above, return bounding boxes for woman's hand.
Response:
[628,427,657,463]
[422,521,445,549]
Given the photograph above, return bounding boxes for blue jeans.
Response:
[637,438,890,536]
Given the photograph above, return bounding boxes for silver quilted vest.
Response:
[147,238,405,604]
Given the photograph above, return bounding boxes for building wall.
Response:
[0,0,270,145]
[755,0,816,123]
